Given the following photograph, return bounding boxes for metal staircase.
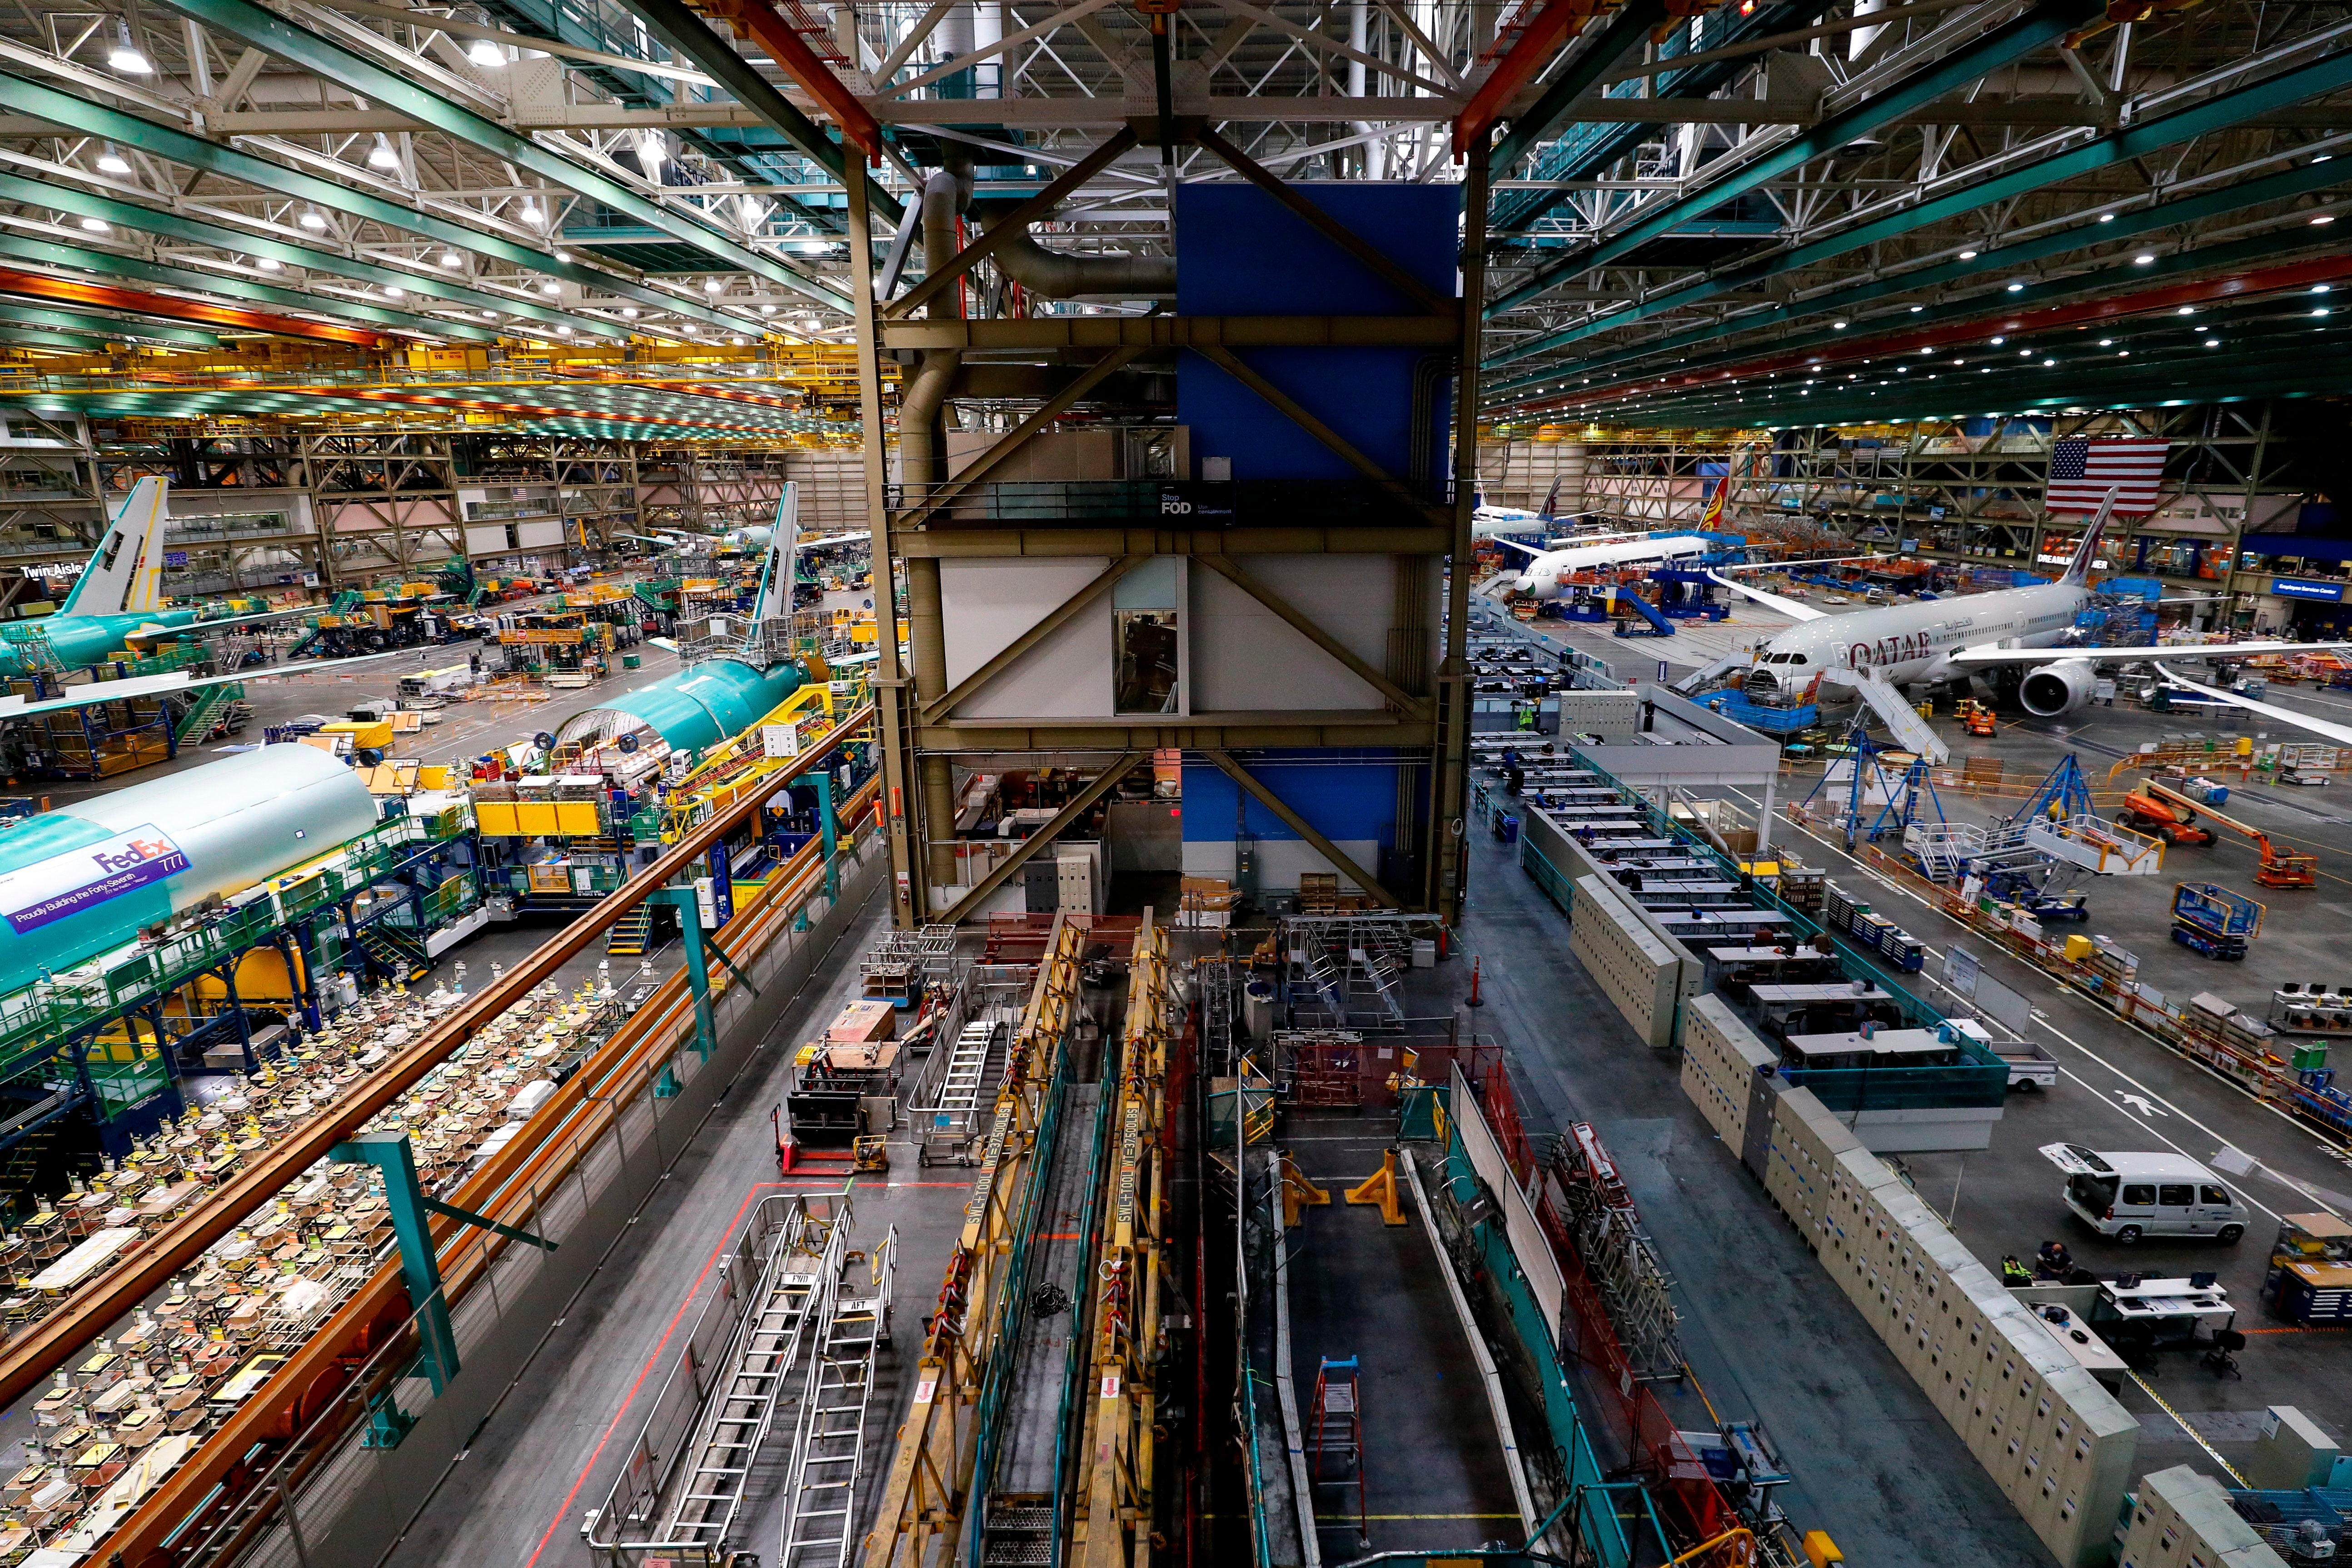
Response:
[606,904,654,957]
[173,682,244,746]
[775,1226,896,1568]
[918,1017,1001,1166]
[354,924,430,983]
[659,1204,851,1555]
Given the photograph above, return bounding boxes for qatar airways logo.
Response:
[0,823,190,936]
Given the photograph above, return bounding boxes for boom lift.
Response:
[2128,778,2318,889]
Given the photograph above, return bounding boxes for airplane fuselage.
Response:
[0,609,201,676]
[1747,582,2093,692]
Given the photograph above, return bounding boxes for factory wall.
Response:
[1683,1001,2140,1567]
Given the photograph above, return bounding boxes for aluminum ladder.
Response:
[919,1017,1000,1165]
[776,1227,896,1568]
[659,1211,847,1553]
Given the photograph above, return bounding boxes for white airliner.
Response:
[1700,491,2350,761]
[1473,476,1568,540]
[1495,532,1714,598]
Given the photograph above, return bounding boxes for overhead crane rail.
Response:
[10,711,882,1568]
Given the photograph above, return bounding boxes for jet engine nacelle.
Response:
[2018,658,2099,718]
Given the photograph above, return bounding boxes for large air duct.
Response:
[988,225,1176,299]
[0,745,378,996]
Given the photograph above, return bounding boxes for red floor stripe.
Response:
[523,1181,782,1568]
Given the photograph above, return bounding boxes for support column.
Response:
[1433,153,1489,924]
[329,1131,458,1394]
[848,161,925,928]
[796,766,840,899]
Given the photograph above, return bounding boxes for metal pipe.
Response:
[987,226,1177,299]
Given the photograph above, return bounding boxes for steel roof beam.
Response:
[1490,155,2352,397]
[0,231,496,342]
[151,0,852,312]
[1484,0,1668,174]
[0,169,623,342]
[0,302,224,348]
[0,70,754,337]
[1488,0,2104,318]
[1490,37,2352,360]
[598,0,898,224]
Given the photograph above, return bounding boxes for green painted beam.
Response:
[1490,40,2352,356]
[612,0,901,226]
[0,70,751,336]
[0,301,222,348]
[150,0,852,314]
[0,171,622,341]
[0,326,117,353]
[1493,232,2348,416]
[1487,0,2100,316]
[0,232,498,342]
[1486,0,1670,175]
[1561,330,2344,425]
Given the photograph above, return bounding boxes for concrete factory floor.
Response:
[1446,834,2059,1565]
[28,636,692,812]
[379,890,965,1568]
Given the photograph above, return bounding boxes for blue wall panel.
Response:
[1181,752,1400,844]
[1174,183,1459,485]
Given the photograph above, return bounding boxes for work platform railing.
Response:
[0,708,886,1568]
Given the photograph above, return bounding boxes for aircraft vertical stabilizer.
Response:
[61,477,171,617]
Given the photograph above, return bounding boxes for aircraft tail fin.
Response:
[60,477,170,617]
[1540,474,1564,519]
[2060,488,2117,587]
[740,481,801,653]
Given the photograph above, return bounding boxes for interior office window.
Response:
[1114,557,1180,714]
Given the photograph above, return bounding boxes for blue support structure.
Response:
[1609,588,1676,638]
[2007,755,2094,829]
[793,765,839,901]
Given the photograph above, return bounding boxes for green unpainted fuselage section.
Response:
[0,609,200,676]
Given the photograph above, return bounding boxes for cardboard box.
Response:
[827,999,897,1043]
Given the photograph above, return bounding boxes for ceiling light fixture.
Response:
[109,23,150,73]
[519,200,545,224]
[368,134,401,171]
[467,37,506,67]
[2314,214,2337,226]
[540,281,560,296]
[256,257,282,271]
[2134,253,2156,264]
[439,250,463,267]
[703,278,723,293]
[77,216,110,233]
[1958,249,1978,260]
[96,144,131,175]
[299,208,329,230]
[621,307,639,318]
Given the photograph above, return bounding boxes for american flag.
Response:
[2044,437,2170,514]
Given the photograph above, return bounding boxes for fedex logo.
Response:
[0,822,189,935]
[92,835,177,873]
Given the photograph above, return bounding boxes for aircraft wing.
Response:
[0,650,415,722]
[119,606,327,649]
[1945,639,2352,667]
[1704,571,1829,622]
[796,531,871,550]
[1492,537,1546,558]
[2155,664,2352,747]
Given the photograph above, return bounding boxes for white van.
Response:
[2039,1144,2251,1245]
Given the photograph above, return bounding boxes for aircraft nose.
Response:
[1514,575,1536,594]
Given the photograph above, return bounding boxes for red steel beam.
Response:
[711,0,883,159]
[0,268,389,348]
[1455,0,1602,156]
[1518,250,2352,413]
